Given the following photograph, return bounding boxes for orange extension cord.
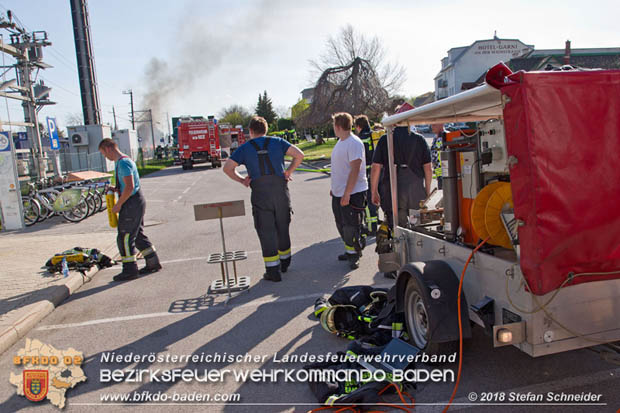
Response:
[309,383,415,413]
[442,237,490,413]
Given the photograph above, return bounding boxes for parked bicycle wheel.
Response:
[22,196,40,226]
[85,194,96,217]
[61,198,89,222]
[92,189,103,212]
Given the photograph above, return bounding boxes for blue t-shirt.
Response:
[116,157,140,195]
[229,136,292,179]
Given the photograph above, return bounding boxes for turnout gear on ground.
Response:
[247,137,293,277]
[313,285,405,343]
[45,247,113,274]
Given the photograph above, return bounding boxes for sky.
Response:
[1,0,619,136]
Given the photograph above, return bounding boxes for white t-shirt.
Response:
[330,134,368,197]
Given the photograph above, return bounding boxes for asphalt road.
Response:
[1,163,619,412]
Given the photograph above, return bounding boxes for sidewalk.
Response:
[0,212,117,354]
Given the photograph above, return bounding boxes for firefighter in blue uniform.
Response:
[354,115,379,235]
[223,117,305,282]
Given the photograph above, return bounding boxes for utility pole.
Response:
[149,109,155,151]
[123,89,134,129]
[166,112,171,144]
[112,106,117,130]
[1,16,53,180]
[134,108,156,158]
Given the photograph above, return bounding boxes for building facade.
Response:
[434,37,534,99]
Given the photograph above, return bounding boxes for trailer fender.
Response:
[396,260,472,344]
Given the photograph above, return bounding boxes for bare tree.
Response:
[65,112,84,126]
[299,25,406,128]
[310,25,406,95]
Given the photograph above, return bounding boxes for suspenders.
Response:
[249,137,276,176]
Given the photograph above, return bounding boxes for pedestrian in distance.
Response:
[330,112,369,270]
[98,139,162,281]
[223,116,305,282]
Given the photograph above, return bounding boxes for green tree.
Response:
[255,90,277,125]
[291,98,310,120]
[218,104,252,126]
[277,118,294,131]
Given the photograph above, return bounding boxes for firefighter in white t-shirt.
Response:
[330,112,369,269]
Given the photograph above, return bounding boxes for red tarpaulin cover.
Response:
[499,69,620,295]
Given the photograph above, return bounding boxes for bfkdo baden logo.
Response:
[24,370,49,402]
[9,339,87,409]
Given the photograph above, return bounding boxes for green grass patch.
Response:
[137,159,173,177]
[109,159,173,185]
[294,138,338,161]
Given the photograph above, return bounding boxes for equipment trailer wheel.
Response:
[404,276,457,357]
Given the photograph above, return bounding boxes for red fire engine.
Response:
[177,116,221,170]
[177,116,248,170]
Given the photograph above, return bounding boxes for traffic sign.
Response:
[46,117,60,150]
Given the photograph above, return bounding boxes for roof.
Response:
[437,38,534,75]
[382,84,502,127]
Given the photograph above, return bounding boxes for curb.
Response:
[0,243,118,355]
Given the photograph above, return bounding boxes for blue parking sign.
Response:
[46,117,60,150]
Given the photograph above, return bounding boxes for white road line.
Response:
[35,292,321,331]
[36,284,393,331]
[159,240,341,265]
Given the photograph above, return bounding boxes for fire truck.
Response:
[218,123,247,157]
[177,116,247,170]
[379,63,620,357]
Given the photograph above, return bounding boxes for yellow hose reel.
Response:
[471,182,514,249]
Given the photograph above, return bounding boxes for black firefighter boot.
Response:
[263,266,282,282]
[113,262,139,282]
[280,257,291,273]
[139,252,162,275]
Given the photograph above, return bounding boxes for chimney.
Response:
[564,40,571,65]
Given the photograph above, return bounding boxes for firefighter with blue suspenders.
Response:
[223,117,305,282]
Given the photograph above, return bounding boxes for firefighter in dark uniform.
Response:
[98,139,162,281]
[370,126,432,229]
[223,117,305,282]
[430,123,445,190]
[354,115,379,234]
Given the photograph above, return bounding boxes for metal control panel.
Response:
[479,119,508,174]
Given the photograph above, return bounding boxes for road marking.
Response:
[173,177,200,202]
[36,284,393,331]
[159,240,342,265]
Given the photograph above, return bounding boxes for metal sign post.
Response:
[46,117,62,176]
[193,200,250,303]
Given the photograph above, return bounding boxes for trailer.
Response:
[381,63,620,357]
